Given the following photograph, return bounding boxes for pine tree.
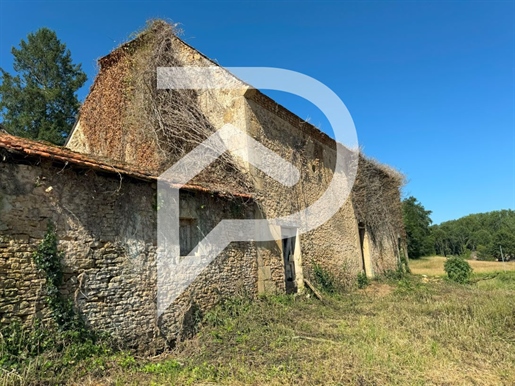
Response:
[0,28,87,145]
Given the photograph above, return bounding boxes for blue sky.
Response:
[0,1,513,224]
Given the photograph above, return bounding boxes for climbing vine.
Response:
[33,222,84,333]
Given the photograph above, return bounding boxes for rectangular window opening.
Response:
[180,218,197,256]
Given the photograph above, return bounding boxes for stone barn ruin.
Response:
[0,21,406,351]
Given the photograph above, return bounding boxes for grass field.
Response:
[409,255,515,276]
[3,269,515,386]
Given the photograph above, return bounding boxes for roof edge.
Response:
[0,133,252,199]
[94,23,340,150]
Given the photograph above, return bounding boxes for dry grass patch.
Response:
[77,277,515,384]
[410,255,515,276]
[4,274,515,385]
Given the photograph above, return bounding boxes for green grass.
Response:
[3,273,515,385]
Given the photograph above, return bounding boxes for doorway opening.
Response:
[281,227,297,294]
[358,222,373,277]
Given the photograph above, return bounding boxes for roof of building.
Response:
[67,22,336,150]
[0,132,252,199]
[168,36,337,147]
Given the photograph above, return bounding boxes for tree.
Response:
[432,209,515,260]
[491,229,515,259]
[470,229,492,251]
[0,28,86,145]
[402,196,433,259]
[432,226,449,256]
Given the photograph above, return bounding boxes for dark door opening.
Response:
[358,222,366,271]
[282,228,297,294]
[358,222,373,277]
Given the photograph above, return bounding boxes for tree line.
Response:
[0,28,86,145]
[403,197,515,260]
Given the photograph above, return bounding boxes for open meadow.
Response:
[409,255,515,276]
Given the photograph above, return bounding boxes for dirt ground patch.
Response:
[362,282,393,297]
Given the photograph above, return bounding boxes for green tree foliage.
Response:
[0,28,86,145]
[492,228,515,259]
[402,196,433,259]
[432,210,515,260]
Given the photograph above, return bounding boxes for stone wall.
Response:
[66,28,404,292]
[0,25,405,352]
[171,35,402,284]
[0,158,259,351]
[244,98,365,289]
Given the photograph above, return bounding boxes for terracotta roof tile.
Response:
[0,132,252,199]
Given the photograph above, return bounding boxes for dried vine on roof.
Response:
[351,153,405,250]
[124,20,253,194]
[78,20,253,196]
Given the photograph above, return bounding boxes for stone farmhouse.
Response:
[0,21,406,351]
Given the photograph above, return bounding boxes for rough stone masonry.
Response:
[0,134,260,351]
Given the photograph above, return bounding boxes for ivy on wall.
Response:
[33,222,85,333]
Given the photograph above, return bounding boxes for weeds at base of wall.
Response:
[357,271,369,289]
[400,250,411,274]
[0,318,113,381]
[309,257,411,295]
[310,261,366,295]
[380,266,409,282]
[202,296,254,328]
[312,263,336,294]
[372,251,411,283]
[0,222,115,380]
